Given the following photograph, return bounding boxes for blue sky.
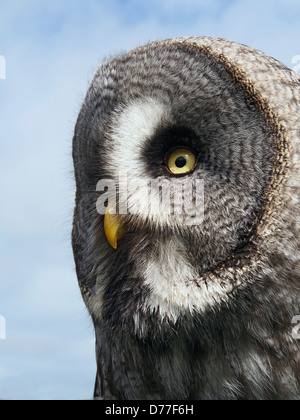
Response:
[0,0,300,400]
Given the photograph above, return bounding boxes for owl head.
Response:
[72,37,300,399]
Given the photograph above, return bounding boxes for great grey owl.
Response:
[72,37,300,400]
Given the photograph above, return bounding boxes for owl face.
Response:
[73,38,292,336]
[73,37,300,400]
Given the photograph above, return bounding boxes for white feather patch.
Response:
[109,97,171,177]
[141,238,235,323]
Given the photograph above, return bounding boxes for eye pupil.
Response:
[175,157,187,168]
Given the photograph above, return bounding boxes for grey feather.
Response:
[72,37,300,400]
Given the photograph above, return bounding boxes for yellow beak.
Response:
[104,209,126,249]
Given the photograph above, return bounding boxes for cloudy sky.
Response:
[0,0,300,400]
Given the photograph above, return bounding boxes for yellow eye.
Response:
[166,147,197,175]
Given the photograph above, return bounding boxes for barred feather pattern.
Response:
[72,37,300,400]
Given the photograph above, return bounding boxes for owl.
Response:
[72,37,300,400]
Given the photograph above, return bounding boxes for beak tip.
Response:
[104,210,124,250]
[104,228,118,250]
